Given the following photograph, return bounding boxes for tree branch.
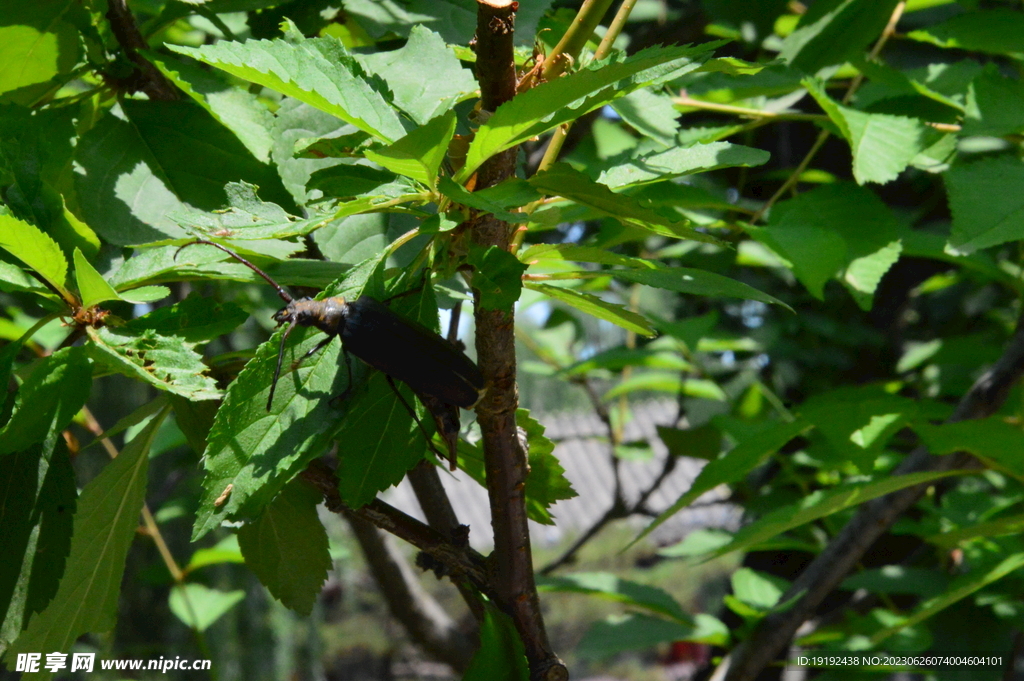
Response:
[719,307,1024,681]
[300,460,491,595]
[408,461,486,621]
[472,2,566,679]
[105,0,178,101]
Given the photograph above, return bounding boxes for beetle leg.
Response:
[298,333,335,362]
[385,375,449,465]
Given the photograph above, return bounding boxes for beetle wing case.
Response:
[341,296,484,408]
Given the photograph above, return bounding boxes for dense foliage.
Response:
[3,0,1024,679]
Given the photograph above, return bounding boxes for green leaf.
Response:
[168,584,245,632]
[335,285,442,507]
[915,418,1024,476]
[609,89,680,147]
[463,601,529,681]
[652,311,719,350]
[186,536,245,572]
[520,243,654,270]
[962,66,1024,137]
[437,177,533,223]
[598,142,770,188]
[870,552,1024,646]
[169,37,405,143]
[72,248,121,309]
[518,409,576,525]
[459,43,719,181]
[272,99,354,207]
[75,101,295,246]
[749,183,901,308]
[84,296,244,399]
[656,424,722,461]
[799,386,926,470]
[191,255,385,540]
[538,572,690,623]
[364,111,456,190]
[732,568,788,610]
[237,479,332,616]
[468,245,526,312]
[0,440,75,652]
[841,566,949,597]
[702,469,968,561]
[86,320,223,402]
[529,164,718,243]
[4,407,167,674]
[149,52,275,163]
[0,214,69,299]
[0,347,91,457]
[946,155,1024,254]
[906,9,1024,55]
[614,267,791,310]
[805,79,930,185]
[171,182,332,241]
[334,372,424,508]
[0,0,81,97]
[928,513,1024,549]
[779,0,900,74]
[525,283,656,337]
[357,26,477,126]
[631,419,813,547]
[603,373,726,401]
[561,347,694,376]
[578,613,729,658]
[343,0,550,47]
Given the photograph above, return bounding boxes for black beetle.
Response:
[175,241,485,420]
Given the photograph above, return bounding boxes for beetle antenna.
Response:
[267,320,297,410]
[175,239,294,304]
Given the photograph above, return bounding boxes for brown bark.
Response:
[471,2,566,680]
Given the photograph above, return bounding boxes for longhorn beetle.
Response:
[176,240,485,467]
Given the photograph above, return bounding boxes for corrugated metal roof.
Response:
[383,400,739,550]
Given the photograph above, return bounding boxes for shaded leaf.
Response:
[357,26,477,125]
[962,66,1024,137]
[614,267,790,309]
[779,0,900,74]
[462,601,529,681]
[529,164,717,243]
[169,37,405,142]
[0,440,75,651]
[364,111,456,190]
[538,572,690,623]
[578,613,729,658]
[915,418,1024,476]
[237,480,331,615]
[4,408,167,674]
[703,469,968,561]
[632,419,812,546]
[946,155,1024,254]
[525,283,655,336]
[749,183,901,308]
[168,584,245,632]
[0,347,91,457]
[598,142,770,188]
[604,373,726,401]
[0,214,69,299]
[906,9,1024,55]
[468,245,526,312]
[0,0,81,97]
[518,409,576,526]
[806,79,929,185]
